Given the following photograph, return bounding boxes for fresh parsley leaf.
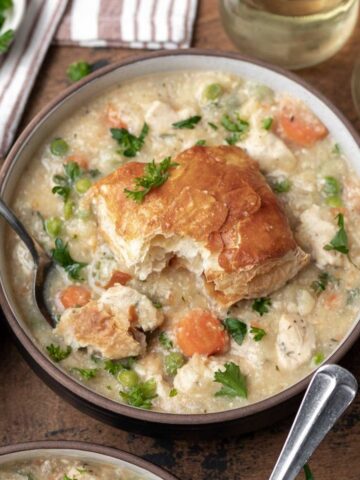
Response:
[0,28,13,53]
[104,357,135,375]
[324,213,349,254]
[252,297,272,316]
[120,378,157,409]
[195,139,206,146]
[322,176,341,196]
[225,132,241,145]
[313,352,324,365]
[224,318,247,345]
[208,122,218,130]
[221,114,249,136]
[124,156,178,203]
[303,464,314,480]
[67,60,91,83]
[111,122,149,157]
[332,143,341,155]
[262,117,273,130]
[159,331,173,350]
[51,238,87,280]
[64,161,82,182]
[272,178,291,193]
[46,344,72,362]
[214,362,247,398]
[250,326,266,341]
[71,367,98,380]
[169,388,178,397]
[311,272,330,294]
[52,185,71,201]
[0,0,13,12]
[88,168,101,178]
[172,115,201,129]
[152,301,162,309]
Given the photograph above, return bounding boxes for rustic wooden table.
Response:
[1,1,360,478]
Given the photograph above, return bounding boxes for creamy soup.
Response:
[7,71,360,414]
[0,457,144,480]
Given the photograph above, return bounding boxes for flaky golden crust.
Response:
[89,146,309,306]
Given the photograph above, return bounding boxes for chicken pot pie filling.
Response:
[0,457,145,480]
[8,71,360,414]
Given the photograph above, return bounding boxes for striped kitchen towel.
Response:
[0,0,68,157]
[56,0,199,50]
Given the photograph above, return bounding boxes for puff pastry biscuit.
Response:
[88,146,309,307]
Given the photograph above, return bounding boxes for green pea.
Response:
[45,217,62,237]
[203,83,223,101]
[164,352,185,376]
[64,199,74,220]
[117,369,139,388]
[325,195,343,208]
[50,138,69,157]
[75,177,92,194]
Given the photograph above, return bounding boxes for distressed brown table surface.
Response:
[1,1,360,478]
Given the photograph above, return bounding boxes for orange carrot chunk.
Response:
[59,285,91,309]
[276,103,328,147]
[177,308,229,356]
[105,270,132,289]
[105,104,128,129]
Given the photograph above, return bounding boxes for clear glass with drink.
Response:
[219,0,359,70]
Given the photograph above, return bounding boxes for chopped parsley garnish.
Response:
[272,178,291,193]
[225,133,241,145]
[208,122,218,130]
[152,301,163,309]
[120,378,157,409]
[221,114,249,135]
[124,156,178,203]
[252,297,272,316]
[0,0,14,53]
[67,60,91,83]
[172,115,201,129]
[169,388,178,397]
[250,326,266,341]
[159,331,173,350]
[311,272,330,294]
[52,161,82,201]
[46,344,72,362]
[324,213,349,254]
[88,168,101,178]
[322,176,342,207]
[104,357,135,376]
[72,367,98,380]
[51,238,87,281]
[214,362,247,398]
[50,138,70,157]
[224,318,247,345]
[195,139,206,146]
[0,29,13,53]
[262,117,273,130]
[111,122,149,157]
[313,352,324,365]
[303,464,314,480]
[332,143,341,155]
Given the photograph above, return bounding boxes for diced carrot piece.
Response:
[276,102,328,147]
[323,292,341,309]
[128,304,138,323]
[177,308,229,356]
[65,154,89,170]
[105,104,128,129]
[59,285,91,309]
[105,270,132,289]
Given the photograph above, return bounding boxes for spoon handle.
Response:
[269,364,358,480]
[0,197,39,264]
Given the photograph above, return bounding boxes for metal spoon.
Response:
[0,197,55,327]
[269,364,358,480]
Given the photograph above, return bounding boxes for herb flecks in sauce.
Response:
[172,115,201,129]
[51,238,87,281]
[46,344,72,362]
[252,297,272,316]
[324,213,349,255]
[224,318,247,345]
[111,122,149,157]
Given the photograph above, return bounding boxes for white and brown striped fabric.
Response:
[56,0,199,49]
[0,0,199,157]
[0,0,67,157]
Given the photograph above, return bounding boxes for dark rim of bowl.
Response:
[1,49,360,426]
[0,440,178,479]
